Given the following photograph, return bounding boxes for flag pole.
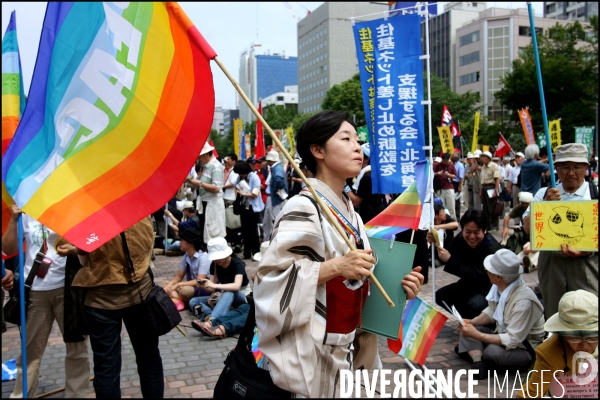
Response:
[17,214,28,398]
[213,56,395,308]
[527,2,556,188]
[424,3,436,306]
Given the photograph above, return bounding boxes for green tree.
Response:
[209,129,233,158]
[496,17,598,144]
[321,74,365,125]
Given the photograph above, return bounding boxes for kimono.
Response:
[254,178,379,398]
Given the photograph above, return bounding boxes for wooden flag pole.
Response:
[214,56,394,308]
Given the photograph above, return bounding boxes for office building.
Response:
[212,100,224,135]
[238,47,297,123]
[421,2,487,91]
[262,85,298,111]
[297,2,388,114]
[223,109,239,136]
[455,7,581,120]
[543,2,597,21]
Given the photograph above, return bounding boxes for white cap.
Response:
[518,192,533,202]
[516,152,525,158]
[207,237,233,260]
[199,141,215,155]
[484,249,523,277]
[474,150,482,156]
[481,151,493,159]
[266,150,280,162]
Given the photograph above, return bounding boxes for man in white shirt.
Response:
[507,152,524,209]
[523,143,598,319]
[222,153,239,207]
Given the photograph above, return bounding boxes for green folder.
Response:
[360,237,416,339]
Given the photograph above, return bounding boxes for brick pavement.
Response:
[2,229,538,398]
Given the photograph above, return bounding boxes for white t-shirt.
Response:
[22,214,66,291]
[223,168,239,201]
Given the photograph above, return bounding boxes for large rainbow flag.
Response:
[2,11,26,240]
[364,180,422,239]
[2,2,216,251]
[387,297,448,366]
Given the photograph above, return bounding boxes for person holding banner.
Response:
[523,143,598,320]
[253,111,424,398]
[2,205,89,398]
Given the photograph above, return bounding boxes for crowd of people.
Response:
[1,109,598,397]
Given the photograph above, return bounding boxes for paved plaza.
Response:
[1,230,538,398]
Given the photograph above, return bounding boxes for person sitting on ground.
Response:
[429,209,503,319]
[457,249,545,380]
[189,237,250,326]
[162,228,211,310]
[501,191,532,256]
[518,290,598,398]
[163,200,200,251]
[432,203,459,251]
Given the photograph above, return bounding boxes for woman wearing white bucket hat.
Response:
[518,290,598,398]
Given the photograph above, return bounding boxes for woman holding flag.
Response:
[253,111,424,397]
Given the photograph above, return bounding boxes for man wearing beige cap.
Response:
[479,151,502,231]
[523,143,598,319]
[467,150,483,211]
[457,249,545,379]
[518,290,598,398]
[189,141,226,245]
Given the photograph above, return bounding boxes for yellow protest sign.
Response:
[233,118,243,159]
[530,200,598,251]
[471,112,480,153]
[286,126,295,157]
[549,119,562,154]
[482,145,490,152]
[437,126,453,154]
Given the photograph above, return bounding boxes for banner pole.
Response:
[424,2,436,307]
[214,56,395,308]
[18,214,27,398]
[164,203,169,250]
[527,2,556,188]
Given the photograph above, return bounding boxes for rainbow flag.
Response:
[387,297,448,366]
[2,3,216,251]
[2,11,26,239]
[364,181,422,239]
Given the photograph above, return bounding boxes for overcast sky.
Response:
[2,2,544,110]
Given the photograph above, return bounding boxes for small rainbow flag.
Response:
[2,11,26,240]
[387,297,448,366]
[364,180,422,239]
[2,3,216,251]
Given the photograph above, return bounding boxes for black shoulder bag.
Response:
[120,232,181,336]
[214,294,291,399]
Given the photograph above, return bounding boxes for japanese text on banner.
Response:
[471,112,480,153]
[353,13,425,194]
[438,126,453,154]
[518,108,535,145]
[549,119,562,154]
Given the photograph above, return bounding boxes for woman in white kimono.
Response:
[254,111,424,398]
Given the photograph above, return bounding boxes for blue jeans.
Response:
[189,290,247,320]
[85,304,164,398]
[163,239,180,251]
[212,303,250,335]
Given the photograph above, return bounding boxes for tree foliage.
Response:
[496,17,598,144]
[321,74,366,125]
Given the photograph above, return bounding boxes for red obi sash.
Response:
[325,276,369,334]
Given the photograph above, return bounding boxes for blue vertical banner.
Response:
[389,2,437,19]
[353,13,425,194]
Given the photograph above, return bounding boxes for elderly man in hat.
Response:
[467,150,484,211]
[262,150,288,242]
[188,141,226,245]
[518,290,598,398]
[523,143,598,320]
[478,151,502,231]
[457,249,545,379]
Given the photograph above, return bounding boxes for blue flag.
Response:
[353,13,426,194]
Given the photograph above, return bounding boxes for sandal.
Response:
[201,324,227,339]
[191,320,212,334]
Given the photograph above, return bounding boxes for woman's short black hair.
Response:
[459,209,488,232]
[296,110,356,174]
[434,203,445,216]
[233,160,251,175]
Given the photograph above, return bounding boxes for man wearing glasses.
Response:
[523,143,598,320]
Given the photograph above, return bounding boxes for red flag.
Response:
[440,105,461,153]
[495,134,512,157]
[210,140,219,159]
[255,100,266,159]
